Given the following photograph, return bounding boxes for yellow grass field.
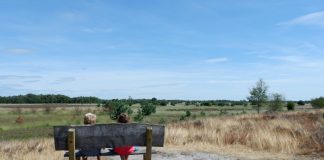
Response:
[1,111,323,160]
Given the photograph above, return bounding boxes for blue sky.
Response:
[1,0,324,100]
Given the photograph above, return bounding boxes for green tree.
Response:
[247,79,268,113]
[140,103,156,116]
[133,109,144,122]
[105,101,133,120]
[185,110,191,117]
[311,97,324,108]
[268,93,285,111]
[297,100,305,105]
[287,101,295,110]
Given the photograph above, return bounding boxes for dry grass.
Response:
[0,138,62,160]
[166,110,324,156]
[0,111,323,160]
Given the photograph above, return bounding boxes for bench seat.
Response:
[63,149,156,157]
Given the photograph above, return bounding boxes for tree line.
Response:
[0,94,101,104]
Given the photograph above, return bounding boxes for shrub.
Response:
[311,97,324,108]
[287,102,295,110]
[159,118,166,124]
[200,111,206,116]
[297,100,305,105]
[179,115,186,121]
[219,109,228,115]
[108,101,133,120]
[15,115,25,124]
[185,110,191,117]
[140,103,156,116]
[133,109,144,122]
[268,93,285,112]
[160,101,167,106]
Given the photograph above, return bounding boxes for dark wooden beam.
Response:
[54,123,165,150]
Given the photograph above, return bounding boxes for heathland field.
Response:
[0,103,254,140]
[0,104,323,160]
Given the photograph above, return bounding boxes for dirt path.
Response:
[103,152,235,160]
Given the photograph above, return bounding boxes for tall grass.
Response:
[0,111,323,160]
[0,139,62,160]
[166,111,324,154]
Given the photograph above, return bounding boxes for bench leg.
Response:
[68,128,76,160]
[144,127,152,160]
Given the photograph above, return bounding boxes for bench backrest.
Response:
[54,123,165,150]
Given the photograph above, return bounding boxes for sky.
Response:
[0,0,324,100]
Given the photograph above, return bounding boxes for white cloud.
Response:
[205,57,228,63]
[82,27,113,33]
[4,48,33,54]
[279,11,324,27]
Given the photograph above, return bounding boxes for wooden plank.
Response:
[144,127,152,160]
[54,123,165,150]
[68,128,76,160]
[64,150,158,157]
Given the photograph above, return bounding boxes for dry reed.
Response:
[166,111,324,155]
[0,111,323,160]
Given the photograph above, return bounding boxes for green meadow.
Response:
[0,103,254,141]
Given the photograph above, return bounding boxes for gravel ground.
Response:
[103,151,237,160]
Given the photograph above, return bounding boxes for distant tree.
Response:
[140,103,156,116]
[268,93,285,112]
[133,109,144,122]
[160,101,167,106]
[247,79,268,113]
[105,101,133,120]
[311,97,324,108]
[297,100,305,106]
[185,110,191,117]
[287,102,295,110]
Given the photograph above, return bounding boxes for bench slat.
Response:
[63,150,155,157]
[54,123,165,150]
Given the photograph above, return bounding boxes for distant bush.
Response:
[133,109,144,122]
[160,101,167,106]
[219,109,228,115]
[297,100,305,105]
[185,110,191,117]
[200,111,206,116]
[311,97,324,108]
[287,102,295,110]
[141,103,156,116]
[179,115,186,121]
[159,118,166,124]
[15,115,25,124]
[268,93,285,112]
[107,101,133,120]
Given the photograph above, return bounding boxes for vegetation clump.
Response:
[287,102,295,110]
[311,97,324,108]
[247,79,268,113]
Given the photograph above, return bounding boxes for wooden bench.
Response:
[54,123,165,160]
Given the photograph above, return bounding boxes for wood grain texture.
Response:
[68,128,76,160]
[54,123,165,150]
